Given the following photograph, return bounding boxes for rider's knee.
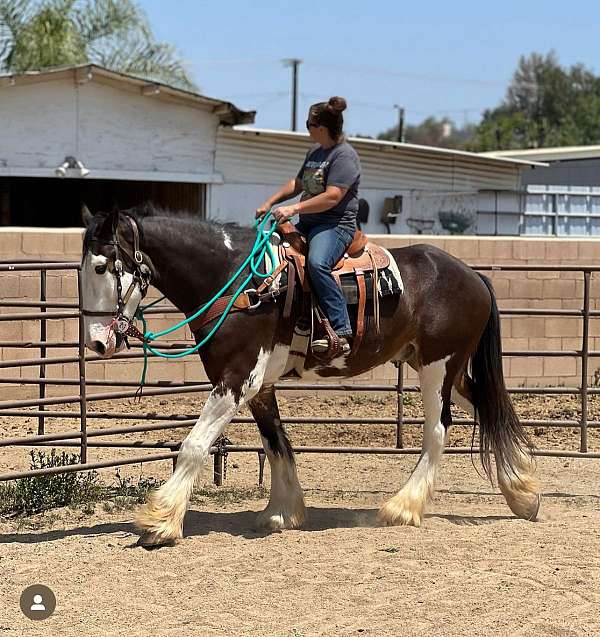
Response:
[306,253,329,275]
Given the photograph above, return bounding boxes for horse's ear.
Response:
[81,203,93,227]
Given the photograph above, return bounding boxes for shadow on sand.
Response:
[0,504,526,547]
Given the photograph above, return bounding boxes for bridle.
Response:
[82,213,152,345]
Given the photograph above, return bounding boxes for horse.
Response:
[80,204,541,548]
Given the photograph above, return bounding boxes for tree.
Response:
[378,116,477,150]
[0,0,196,90]
[472,52,600,150]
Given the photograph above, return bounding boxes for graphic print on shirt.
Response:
[302,160,329,196]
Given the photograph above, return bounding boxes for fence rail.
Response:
[0,259,598,485]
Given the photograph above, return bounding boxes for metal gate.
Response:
[1,260,599,487]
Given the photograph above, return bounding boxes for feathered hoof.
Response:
[255,505,306,532]
[377,497,423,527]
[506,492,541,522]
[136,531,178,550]
[133,494,186,548]
[499,472,542,521]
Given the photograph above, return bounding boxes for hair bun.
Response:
[327,96,347,113]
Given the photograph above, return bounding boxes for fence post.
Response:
[258,450,266,486]
[395,361,404,449]
[580,270,590,453]
[213,452,223,486]
[38,269,46,435]
[77,269,88,464]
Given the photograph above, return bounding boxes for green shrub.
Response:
[0,449,101,517]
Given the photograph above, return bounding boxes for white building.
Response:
[0,64,543,235]
[0,64,253,225]
[212,127,543,235]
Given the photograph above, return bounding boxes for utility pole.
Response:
[282,59,302,131]
[393,104,405,142]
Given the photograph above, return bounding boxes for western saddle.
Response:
[187,221,390,361]
[275,221,390,359]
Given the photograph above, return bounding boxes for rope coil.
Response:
[132,212,278,396]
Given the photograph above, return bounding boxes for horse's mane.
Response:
[125,202,245,232]
[84,202,252,253]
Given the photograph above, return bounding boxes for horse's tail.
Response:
[470,274,536,490]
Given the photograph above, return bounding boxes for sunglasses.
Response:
[306,120,321,129]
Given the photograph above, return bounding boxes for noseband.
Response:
[82,214,152,344]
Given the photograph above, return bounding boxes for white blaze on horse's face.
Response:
[81,251,143,358]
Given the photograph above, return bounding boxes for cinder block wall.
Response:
[1,228,599,400]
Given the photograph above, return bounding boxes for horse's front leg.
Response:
[135,357,267,548]
[249,385,305,531]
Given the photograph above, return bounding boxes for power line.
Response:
[224,90,289,100]
[299,93,486,122]
[300,59,507,88]
[195,57,278,66]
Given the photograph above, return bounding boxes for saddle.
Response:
[277,221,390,359]
[186,221,391,361]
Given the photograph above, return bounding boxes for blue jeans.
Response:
[295,221,354,337]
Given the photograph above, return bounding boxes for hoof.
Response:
[378,497,423,527]
[513,493,541,522]
[499,477,542,521]
[255,507,305,532]
[136,531,178,550]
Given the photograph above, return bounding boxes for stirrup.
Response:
[311,336,351,356]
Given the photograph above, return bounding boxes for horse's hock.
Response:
[1,228,600,484]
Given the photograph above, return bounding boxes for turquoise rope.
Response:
[134,211,278,360]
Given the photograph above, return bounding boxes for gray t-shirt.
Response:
[296,141,361,232]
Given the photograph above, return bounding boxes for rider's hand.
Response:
[255,202,271,219]
[273,205,298,225]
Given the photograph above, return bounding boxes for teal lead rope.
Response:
[133,211,278,399]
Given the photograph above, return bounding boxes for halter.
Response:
[82,213,152,345]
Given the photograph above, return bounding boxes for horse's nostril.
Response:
[92,340,107,355]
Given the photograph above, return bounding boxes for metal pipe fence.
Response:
[0,259,599,486]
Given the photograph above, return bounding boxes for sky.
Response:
[139,0,600,138]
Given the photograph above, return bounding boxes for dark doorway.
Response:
[0,178,205,227]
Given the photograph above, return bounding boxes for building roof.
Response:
[0,64,255,126]
[482,145,600,162]
[232,126,547,168]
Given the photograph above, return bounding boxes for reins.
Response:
[136,211,278,359]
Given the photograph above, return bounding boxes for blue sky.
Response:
[140,0,600,137]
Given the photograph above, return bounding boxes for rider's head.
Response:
[306,96,347,144]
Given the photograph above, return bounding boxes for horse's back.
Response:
[388,242,492,336]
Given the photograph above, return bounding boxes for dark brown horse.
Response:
[81,205,540,548]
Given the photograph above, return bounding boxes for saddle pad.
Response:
[340,247,403,305]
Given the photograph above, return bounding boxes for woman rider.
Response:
[256,96,361,358]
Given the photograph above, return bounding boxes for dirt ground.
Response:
[1,392,600,636]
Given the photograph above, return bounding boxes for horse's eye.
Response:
[95,264,107,275]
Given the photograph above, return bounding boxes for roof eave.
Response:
[230,126,547,168]
[0,63,255,126]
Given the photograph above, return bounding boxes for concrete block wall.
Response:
[1,229,600,400]
[0,228,208,400]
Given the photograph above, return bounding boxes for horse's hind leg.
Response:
[452,372,541,521]
[379,355,455,527]
[249,386,306,531]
